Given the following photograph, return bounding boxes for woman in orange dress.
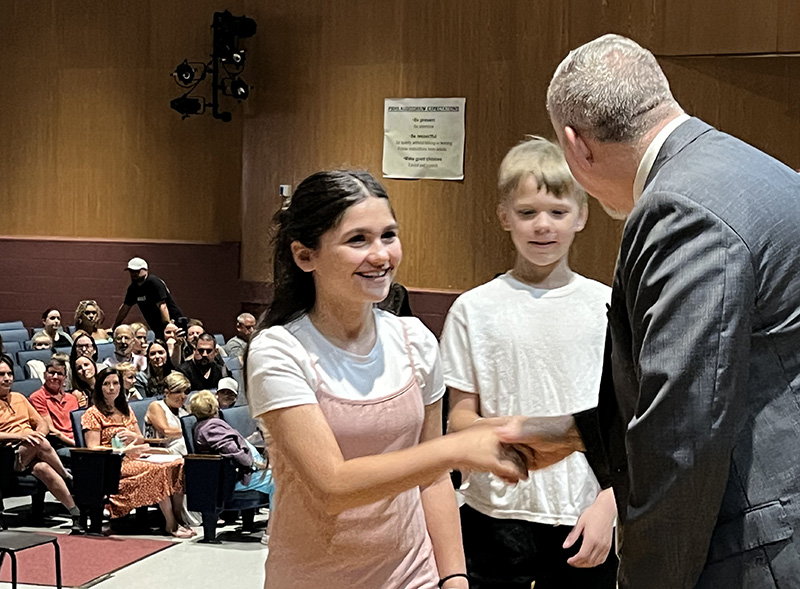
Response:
[81,367,193,538]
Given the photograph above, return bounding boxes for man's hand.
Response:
[563,488,616,568]
[495,415,584,470]
[20,431,47,446]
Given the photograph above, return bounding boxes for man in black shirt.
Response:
[177,333,227,390]
[113,257,184,340]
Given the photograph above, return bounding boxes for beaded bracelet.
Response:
[438,572,469,587]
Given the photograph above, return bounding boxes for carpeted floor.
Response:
[0,532,174,588]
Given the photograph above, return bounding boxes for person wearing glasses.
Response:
[74,300,111,343]
[29,357,78,449]
[177,332,228,391]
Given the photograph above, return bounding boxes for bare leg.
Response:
[158,497,179,532]
[19,438,71,479]
[171,492,186,524]
[30,462,75,509]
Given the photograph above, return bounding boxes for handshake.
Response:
[454,415,585,484]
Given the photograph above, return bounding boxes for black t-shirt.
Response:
[124,273,183,333]
[177,360,227,391]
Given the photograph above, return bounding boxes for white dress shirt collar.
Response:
[633,113,691,203]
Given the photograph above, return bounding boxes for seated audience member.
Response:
[183,319,226,363]
[189,390,273,497]
[74,300,110,343]
[102,325,147,372]
[134,340,175,398]
[117,362,142,401]
[216,377,240,409]
[0,355,81,530]
[224,313,255,360]
[29,357,78,448]
[163,321,186,366]
[81,367,193,538]
[130,322,148,356]
[182,319,205,359]
[26,331,54,382]
[41,308,73,347]
[71,354,96,408]
[70,331,99,363]
[178,333,228,391]
[145,372,190,455]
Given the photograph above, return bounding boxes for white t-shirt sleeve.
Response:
[247,327,319,417]
[400,317,446,406]
[438,297,477,393]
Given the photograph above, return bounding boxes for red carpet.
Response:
[0,533,174,587]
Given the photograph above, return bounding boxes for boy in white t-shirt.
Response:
[440,136,618,588]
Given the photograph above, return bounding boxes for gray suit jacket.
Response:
[596,118,800,588]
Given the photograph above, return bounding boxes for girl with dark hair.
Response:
[133,340,174,398]
[41,308,72,347]
[71,354,95,408]
[81,368,193,538]
[246,170,527,589]
[74,300,110,343]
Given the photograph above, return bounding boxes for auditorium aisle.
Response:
[0,495,267,588]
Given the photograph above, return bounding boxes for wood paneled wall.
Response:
[240,0,799,291]
[1,1,797,294]
[0,0,244,242]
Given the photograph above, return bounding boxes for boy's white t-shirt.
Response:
[248,308,445,416]
[440,272,611,526]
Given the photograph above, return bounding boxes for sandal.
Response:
[170,526,194,539]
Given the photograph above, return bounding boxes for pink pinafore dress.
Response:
[263,324,439,589]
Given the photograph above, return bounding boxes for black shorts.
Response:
[461,504,619,589]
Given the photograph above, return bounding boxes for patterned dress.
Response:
[81,406,184,518]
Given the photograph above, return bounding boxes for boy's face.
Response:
[498,176,587,271]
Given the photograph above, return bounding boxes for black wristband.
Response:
[439,572,468,587]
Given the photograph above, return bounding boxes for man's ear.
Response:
[564,126,594,170]
[497,202,512,231]
[291,241,316,273]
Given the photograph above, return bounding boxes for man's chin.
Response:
[600,201,629,221]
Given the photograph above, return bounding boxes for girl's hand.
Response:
[455,423,529,483]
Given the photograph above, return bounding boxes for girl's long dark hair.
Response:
[93,367,131,417]
[144,339,174,395]
[243,169,392,401]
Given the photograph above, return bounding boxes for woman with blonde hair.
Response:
[145,372,190,455]
[74,300,110,343]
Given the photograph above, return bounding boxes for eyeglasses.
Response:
[76,343,93,349]
[45,371,66,378]
[196,348,214,355]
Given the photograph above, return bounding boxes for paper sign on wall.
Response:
[382,97,466,180]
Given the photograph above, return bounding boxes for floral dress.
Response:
[81,406,184,518]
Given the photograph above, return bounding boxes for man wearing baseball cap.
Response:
[216,376,240,409]
[113,257,184,340]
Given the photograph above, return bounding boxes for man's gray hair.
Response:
[547,34,680,143]
[236,312,255,325]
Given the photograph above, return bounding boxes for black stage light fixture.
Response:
[223,77,250,100]
[170,10,256,122]
[174,60,196,84]
[170,95,204,119]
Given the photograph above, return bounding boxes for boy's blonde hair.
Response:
[116,361,136,375]
[189,390,219,420]
[32,331,53,346]
[498,135,587,207]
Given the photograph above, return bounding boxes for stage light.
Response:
[170,95,204,118]
[174,60,195,84]
[223,78,250,100]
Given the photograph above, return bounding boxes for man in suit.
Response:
[500,34,800,587]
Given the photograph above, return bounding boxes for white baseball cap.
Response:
[126,257,148,271]
[217,377,239,394]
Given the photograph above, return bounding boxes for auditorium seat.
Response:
[2,341,23,356]
[16,349,53,376]
[96,342,114,361]
[14,379,43,397]
[0,329,29,343]
[0,321,25,330]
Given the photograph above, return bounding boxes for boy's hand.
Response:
[563,488,616,567]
